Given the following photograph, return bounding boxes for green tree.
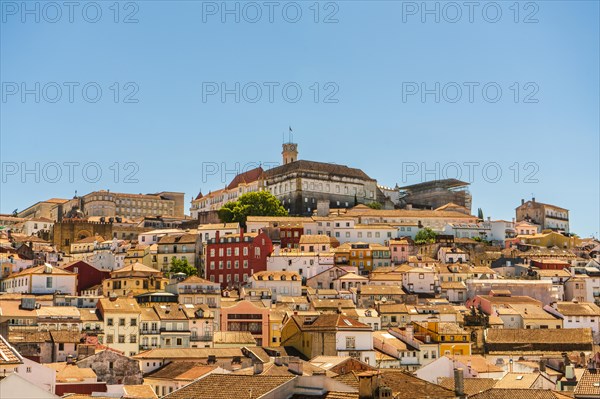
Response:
[415,227,437,244]
[367,202,382,210]
[218,191,288,226]
[170,257,197,277]
[477,208,484,220]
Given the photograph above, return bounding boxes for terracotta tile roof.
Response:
[291,314,371,331]
[153,304,187,320]
[486,328,593,345]
[335,370,455,399]
[226,167,264,190]
[122,384,159,399]
[157,234,198,244]
[264,160,374,181]
[311,299,356,310]
[437,377,498,395]
[162,374,295,399]
[99,297,141,313]
[111,262,162,275]
[469,388,572,399]
[7,263,75,277]
[553,302,600,316]
[485,329,594,354]
[0,334,22,365]
[357,285,405,295]
[494,372,542,389]
[50,330,82,343]
[299,235,340,245]
[145,362,217,381]
[179,275,218,286]
[46,362,97,382]
[133,347,244,360]
[449,355,504,373]
[7,330,51,343]
[574,369,600,397]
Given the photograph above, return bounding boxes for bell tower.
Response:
[282,142,298,165]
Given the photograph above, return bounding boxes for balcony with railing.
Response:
[179,287,220,295]
[140,329,160,335]
[190,334,213,342]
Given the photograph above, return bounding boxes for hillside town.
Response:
[1,142,599,399]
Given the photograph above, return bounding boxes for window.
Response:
[119,318,125,326]
[176,338,183,346]
[118,335,125,343]
[107,335,114,343]
[346,336,356,349]
[58,343,64,351]
[130,334,137,343]
[107,318,114,326]
[46,277,52,288]
[130,318,137,326]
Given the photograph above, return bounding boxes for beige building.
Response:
[98,297,142,357]
[516,198,569,233]
[103,262,169,297]
[82,190,185,218]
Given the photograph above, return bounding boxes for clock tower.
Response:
[282,142,298,165]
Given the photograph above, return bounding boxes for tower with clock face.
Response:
[282,142,298,165]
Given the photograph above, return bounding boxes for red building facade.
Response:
[530,259,571,270]
[62,260,110,294]
[279,224,304,249]
[205,229,273,288]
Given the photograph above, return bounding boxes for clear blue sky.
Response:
[1,1,599,237]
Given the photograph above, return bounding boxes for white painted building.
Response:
[402,267,438,295]
[0,335,56,393]
[0,373,59,399]
[335,326,376,366]
[0,264,77,295]
[544,301,600,336]
[266,248,335,280]
[247,270,302,300]
[415,355,505,383]
[0,253,34,278]
[17,218,54,237]
[437,247,469,264]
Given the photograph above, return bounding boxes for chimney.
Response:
[215,230,220,243]
[287,357,303,375]
[240,227,244,241]
[274,357,283,366]
[539,359,546,372]
[565,365,575,379]
[521,199,525,205]
[454,368,465,398]
[532,197,536,202]
[66,355,76,365]
[405,325,414,341]
[358,371,379,399]
[207,355,216,364]
[253,361,264,375]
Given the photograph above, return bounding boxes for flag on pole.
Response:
[289,126,293,132]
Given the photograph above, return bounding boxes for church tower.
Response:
[282,142,298,165]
